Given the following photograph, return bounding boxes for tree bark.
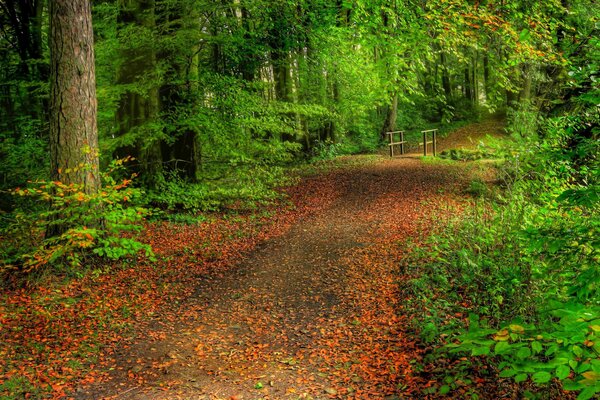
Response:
[464,67,472,104]
[115,0,162,186]
[441,52,452,99]
[48,0,100,194]
[483,53,490,101]
[381,91,398,140]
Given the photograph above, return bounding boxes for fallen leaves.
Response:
[2,145,487,399]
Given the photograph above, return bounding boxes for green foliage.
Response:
[402,64,599,396]
[448,308,600,399]
[0,160,152,279]
[310,140,343,161]
[0,119,48,211]
[506,101,543,139]
[439,148,496,162]
[148,163,294,213]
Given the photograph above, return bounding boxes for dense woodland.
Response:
[1,0,593,207]
[0,0,598,399]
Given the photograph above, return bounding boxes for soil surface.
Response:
[72,120,503,400]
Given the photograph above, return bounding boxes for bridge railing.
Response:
[385,129,438,157]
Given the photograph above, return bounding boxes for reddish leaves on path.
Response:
[70,157,473,400]
[2,153,477,400]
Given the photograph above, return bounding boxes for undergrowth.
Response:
[0,158,152,284]
[146,164,295,214]
[401,105,599,399]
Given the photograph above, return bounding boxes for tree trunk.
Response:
[48,0,100,194]
[519,63,532,103]
[472,53,478,107]
[115,0,162,186]
[483,53,490,102]
[272,50,295,142]
[381,91,398,140]
[464,67,472,104]
[441,52,452,99]
[3,0,48,121]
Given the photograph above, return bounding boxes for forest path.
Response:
[74,119,503,400]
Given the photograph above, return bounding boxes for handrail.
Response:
[386,130,406,157]
[421,129,437,156]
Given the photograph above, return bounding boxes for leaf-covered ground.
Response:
[1,122,504,399]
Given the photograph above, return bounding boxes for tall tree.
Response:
[0,0,48,127]
[114,0,162,186]
[48,0,100,194]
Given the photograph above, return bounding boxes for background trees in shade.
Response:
[0,0,597,211]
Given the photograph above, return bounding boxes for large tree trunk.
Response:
[48,0,100,194]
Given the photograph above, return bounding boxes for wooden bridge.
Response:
[386,129,438,157]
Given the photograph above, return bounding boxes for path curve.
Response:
[75,127,496,400]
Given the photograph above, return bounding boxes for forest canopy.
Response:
[1,0,595,201]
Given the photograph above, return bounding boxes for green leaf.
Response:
[563,380,584,391]
[499,369,517,378]
[579,364,593,374]
[517,347,532,360]
[519,29,531,42]
[472,346,491,356]
[532,371,552,384]
[577,385,600,400]
[532,341,543,354]
[515,373,528,383]
[439,385,451,395]
[556,365,571,380]
[495,341,510,355]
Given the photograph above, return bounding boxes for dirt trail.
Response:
[74,123,500,400]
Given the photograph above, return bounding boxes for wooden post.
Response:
[433,130,437,156]
[400,131,405,155]
[423,131,427,156]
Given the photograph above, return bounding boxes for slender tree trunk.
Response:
[464,67,472,104]
[272,50,295,142]
[116,0,162,186]
[441,52,452,99]
[483,53,490,102]
[48,0,100,194]
[472,52,478,107]
[3,0,48,121]
[519,63,532,103]
[381,91,398,140]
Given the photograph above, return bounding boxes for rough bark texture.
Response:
[49,0,100,194]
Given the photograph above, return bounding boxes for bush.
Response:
[401,109,599,398]
[0,159,152,279]
[148,163,293,213]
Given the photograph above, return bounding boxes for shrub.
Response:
[0,158,152,279]
[401,109,599,398]
[147,164,293,213]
